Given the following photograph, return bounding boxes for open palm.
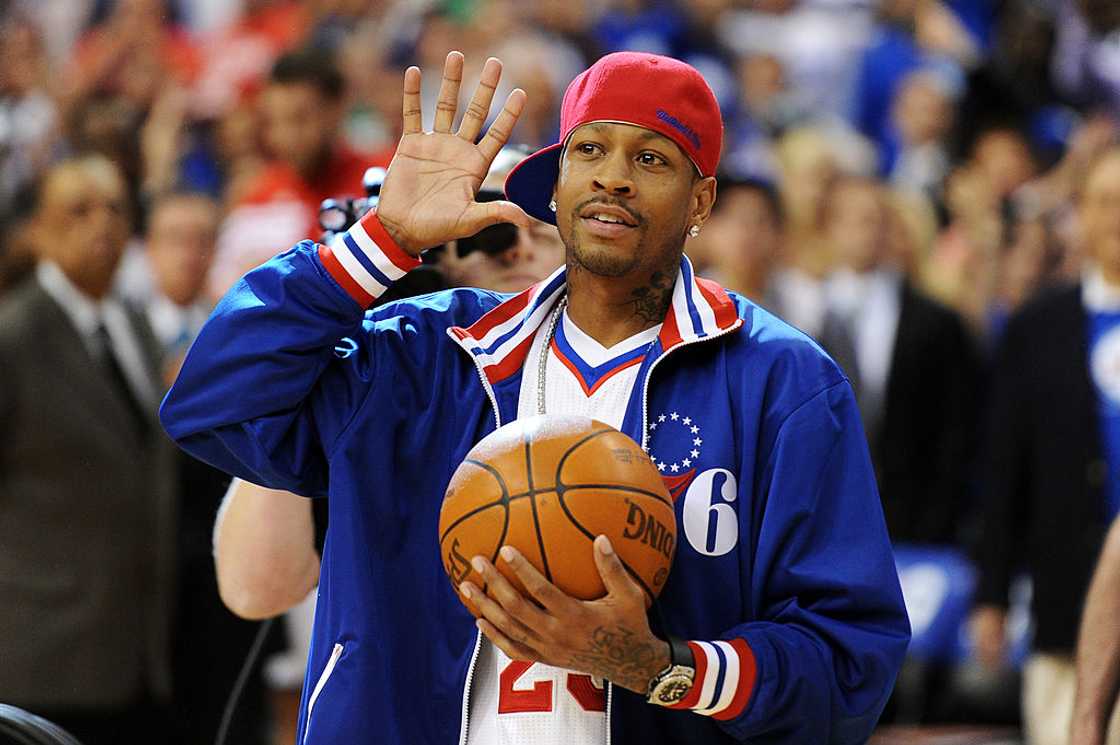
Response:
[376,52,531,257]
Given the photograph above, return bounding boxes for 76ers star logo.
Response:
[647,411,702,501]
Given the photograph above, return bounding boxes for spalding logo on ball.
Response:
[438,415,676,615]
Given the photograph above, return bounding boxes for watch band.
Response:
[668,635,694,669]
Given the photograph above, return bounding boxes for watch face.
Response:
[654,677,692,705]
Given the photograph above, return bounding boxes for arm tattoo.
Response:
[567,625,664,693]
[629,270,674,325]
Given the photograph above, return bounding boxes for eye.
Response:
[574,141,602,156]
[638,151,667,167]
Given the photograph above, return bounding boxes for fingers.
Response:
[402,66,422,135]
[593,536,646,605]
[465,555,550,631]
[433,51,465,134]
[499,546,575,615]
[457,57,502,143]
[462,200,531,236]
[477,88,526,163]
[461,580,540,653]
[476,618,538,662]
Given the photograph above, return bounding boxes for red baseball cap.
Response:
[504,51,723,225]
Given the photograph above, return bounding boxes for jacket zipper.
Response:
[606,682,613,745]
[640,321,744,451]
[303,642,344,745]
[457,630,485,745]
[448,329,503,745]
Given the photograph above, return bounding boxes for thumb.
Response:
[462,199,532,234]
[593,535,645,605]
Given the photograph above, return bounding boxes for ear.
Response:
[688,176,717,231]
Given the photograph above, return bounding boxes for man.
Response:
[0,154,176,744]
[973,148,1120,745]
[144,190,272,745]
[1071,516,1120,745]
[162,51,909,744]
[208,49,375,297]
[818,175,978,546]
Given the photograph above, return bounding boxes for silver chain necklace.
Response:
[536,294,568,415]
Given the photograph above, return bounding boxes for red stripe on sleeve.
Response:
[711,638,757,721]
[359,211,422,273]
[318,242,374,308]
[667,641,708,710]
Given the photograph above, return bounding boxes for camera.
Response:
[319,168,520,258]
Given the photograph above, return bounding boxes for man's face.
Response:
[1082,153,1120,278]
[262,82,338,178]
[554,122,712,279]
[443,219,565,293]
[705,187,781,273]
[36,159,130,298]
[828,181,887,273]
[147,196,219,306]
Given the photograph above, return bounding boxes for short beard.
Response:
[565,222,651,278]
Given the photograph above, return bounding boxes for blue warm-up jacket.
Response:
[160,212,909,744]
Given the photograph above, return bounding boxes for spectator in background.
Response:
[888,67,960,197]
[0,154,177,745]
[208,49,374,297]
[143,189,272,745]
[818,175,978,547]
[691,176,787,314]
[973,148,1120,745]
[1071,515,1120,745]
[0,16,61,214]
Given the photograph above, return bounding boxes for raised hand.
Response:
[376,52,531,257]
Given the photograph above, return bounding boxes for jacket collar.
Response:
[448,255,741,386]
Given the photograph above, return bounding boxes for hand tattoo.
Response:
[629,271,674,325]
[567,625,667,694]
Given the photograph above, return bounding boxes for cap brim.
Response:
[503,142,563,226]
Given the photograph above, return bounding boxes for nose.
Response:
[591,151,634,197]
[498,229,535,267]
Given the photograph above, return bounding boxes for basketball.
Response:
[438,415,676,614]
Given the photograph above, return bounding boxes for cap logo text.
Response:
[655,109,701,150]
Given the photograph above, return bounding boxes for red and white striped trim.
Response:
[317,211,421,308]
[668,639,757,721]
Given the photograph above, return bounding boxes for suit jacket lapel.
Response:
[31,283,147,448]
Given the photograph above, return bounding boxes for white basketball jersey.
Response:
[465,310,661,745]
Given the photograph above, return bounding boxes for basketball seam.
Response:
[439,459,512,550]
[524,435,553,583]
[553,430,661,602]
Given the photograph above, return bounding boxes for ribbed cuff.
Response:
[667,639,757,721]
[317,211,421,308]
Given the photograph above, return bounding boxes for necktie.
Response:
[94,322,150,435]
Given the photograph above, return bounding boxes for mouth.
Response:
[577,201,640,240]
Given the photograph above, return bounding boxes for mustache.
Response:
[572,196,643,227]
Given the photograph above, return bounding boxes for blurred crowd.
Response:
[2,0,1120,743]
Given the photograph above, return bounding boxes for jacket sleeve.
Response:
[667,380,910,743]
[159,212,420,496]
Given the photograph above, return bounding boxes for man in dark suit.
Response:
[973,148,1120,745]
[819,175,979,546]
[0,155,177,744]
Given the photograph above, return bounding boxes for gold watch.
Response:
[645,636,695,706]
